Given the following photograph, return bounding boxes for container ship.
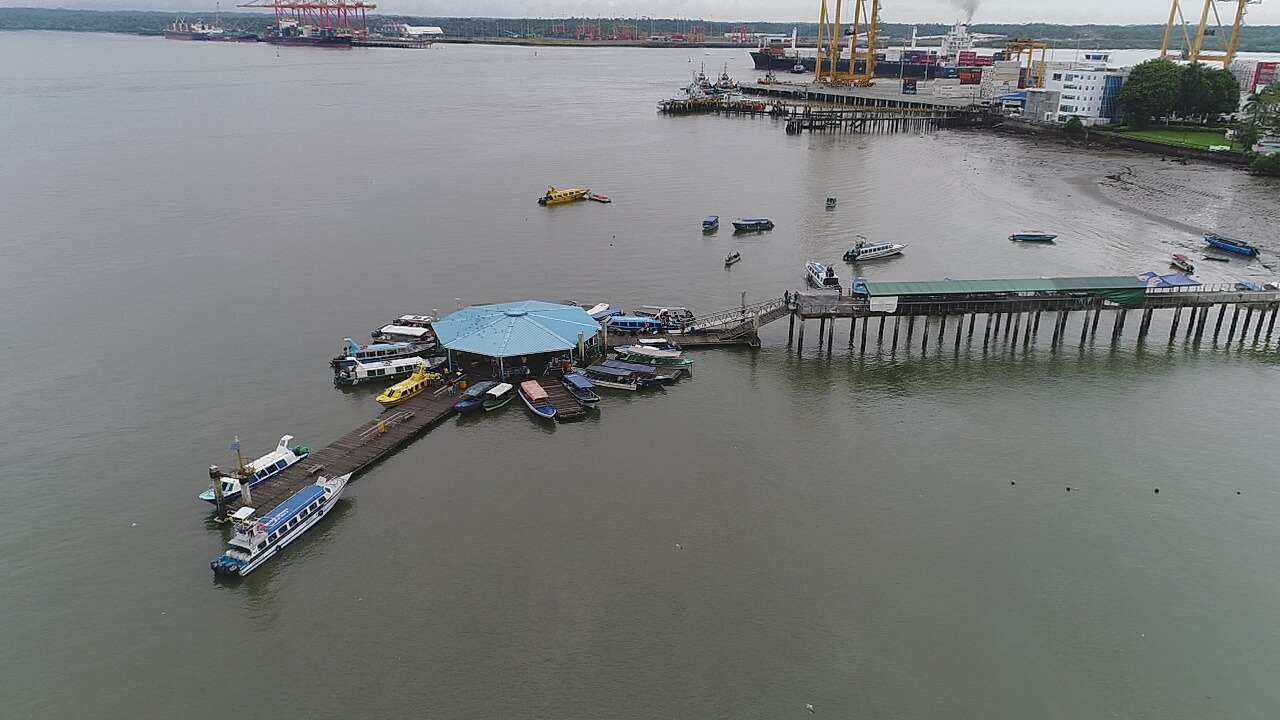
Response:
[265,19,353,47]
[751,21,1001,81]
[163,16,259,42]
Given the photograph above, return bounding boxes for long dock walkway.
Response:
[224,383,461,515]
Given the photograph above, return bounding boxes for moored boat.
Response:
[1201,255,1230,263]
[519,380,557,419]
[1171,253,1195,274]
[582,365,640,390]
[615,343,682,359]
[606,316,666,334]
[331,338,430,368]
[725,251,741,266]
[1009,232,1058,243]
[538,187,590,206]
[587,193,612,203]
[614,346,695,370]
[453,379,499,413]
[371,314,436,343]
[376,363,441,408]
[733,218,774,232]
[843,237,906,261]
[200,435,309,505]
[334,356,442,386]
[806,261,842,292]
[602,358,683,384]
[560,372,601,406]
[634,306,696,330]
[482,382,516,410]
[703,216,720,232]
[636,338,682,351]
[210,473,350,577]
[1204,233,1259,257]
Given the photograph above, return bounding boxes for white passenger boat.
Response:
[805,261,842,292]
[210,473,350,577]
[371,314,437,343]
[615,344,682,359]
[843,236,906,261]
[200,435,309,505]
[330,338,431,368]
[333,356,443,386]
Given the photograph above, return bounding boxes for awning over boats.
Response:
[1138,271,1201,289]
[433,301,601,358]
[859,276,1149,307]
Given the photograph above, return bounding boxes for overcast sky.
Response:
[34,0,1280,24]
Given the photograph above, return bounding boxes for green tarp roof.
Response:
[861,276,1148,297]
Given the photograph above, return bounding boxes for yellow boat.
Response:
[375,364,441,408]
[537,186,590,206]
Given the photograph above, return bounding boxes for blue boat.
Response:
[560,372,601,406]
[210,473,350,577]
[518,380,557,420]
[453,380,498,413]
[1204,233,1259,257]
[606,316,666,334]
[1009,232,1058,243]
[733,218,774,232]
[703,216,719,232]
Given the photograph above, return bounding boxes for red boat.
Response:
[1171,253,1196,274]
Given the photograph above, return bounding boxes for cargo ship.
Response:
[750,21,1002,81]
[163,14,259,42]
[265,19,353,47]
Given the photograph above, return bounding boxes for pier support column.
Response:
[878,316,886,345]
[1169,307,1182,342]
[921,317,930,353]
[967,313,976,339]
[818,317,826,349]
[797,319,805,353]
[861,316,869,354]
[954,315,963,352]
[907,316,916,343]
[938,315,948,347]
[1091,306,1102,338]
[1253,308,1265,344]
[849,315,857,346]
[1137,309,1153,342]
[210,465,226,520]
[1032,311,1042,337]
[1010,313,1022,347]
[1240,308,1254,344]
[983,313,994,348]
[1079,309,1091,345]
[788,312,796,344]
[1111,310,1127,343]
[1227,306,1241,342]
[891,316,901,352]
[1004,313,1016,341]
[1194,306,1210,342]
[826,315,835,350]
[1214,304,1228,340]
[1267,304,1279,343]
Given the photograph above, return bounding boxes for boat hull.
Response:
[482,392,516,410]
[266,35,352,47]
[519,389,557,419]
[1009,234,1057,243]
[1204,235,1258,256]
[211,477,346,577]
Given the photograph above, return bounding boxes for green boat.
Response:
[614,346,695,369]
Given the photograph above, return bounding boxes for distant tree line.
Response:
[5,8,1280,51]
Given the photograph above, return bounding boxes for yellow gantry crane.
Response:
[815,0,880,87]
[1160,0,1261,68]
[1004,39,1050,88]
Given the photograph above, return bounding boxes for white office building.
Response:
[1041,60,1130,126]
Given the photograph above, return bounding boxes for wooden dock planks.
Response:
[535,377,587,422]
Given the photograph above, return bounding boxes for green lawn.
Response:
[1109,127,1235,151]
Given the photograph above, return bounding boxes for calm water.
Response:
[2,31,1280,719]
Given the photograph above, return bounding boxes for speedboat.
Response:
[519,380,557,419]
[334,356,444,386]
[733,218,774,232]
[1204,233,1259,257]
[560,372,601,406]
[376,363,440,408]
[538,187,590,206]
[806,261,842,292]
[210,473,349,577]
[482,382,516,410]
[330,338,430,368]
[1009,232,1058,243]
[703,216,719,232]
[843,237,905,261]
[724,251,741,266]
[200,435,309,505]
[587,193,611,203]
[1171,253,1195,274]
[453,380,498,413]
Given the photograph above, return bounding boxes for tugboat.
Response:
[210,474,350,577]
[806,261,842,292]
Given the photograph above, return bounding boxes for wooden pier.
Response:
[534,377,588,422]
[222,383,461,516]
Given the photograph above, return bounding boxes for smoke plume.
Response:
[949,0,981,22]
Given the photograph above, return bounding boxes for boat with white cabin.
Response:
[210,473,350,577]
[482,382,517,410]
[200,435,309,505]
[333,356,444,386]
[330,338,431,368]
[806,261,842,292]
[843,236,906,261]
[371,314,437,344]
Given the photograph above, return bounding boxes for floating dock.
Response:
[534,377,588,422]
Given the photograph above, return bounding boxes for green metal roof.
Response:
[861,276,1148,297]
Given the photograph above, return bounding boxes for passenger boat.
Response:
[538,187,590,206]
[615,343,681,359]
[519,380,557,419]
[588,304,623,320]
[1171,253,1195,274]
[606,316,666,334]
[843,237,906,261]
[583,364,649,390]
[453,379,498,413]
[376,364,440,408]
[371,314,436,343]
[806,261,842,292]
[733,218,774,232]
[587,193,612,203]
[1204,233,1259,257]
[210,473,350,577]
[334,356,441,386]
[330,338,430,368]
[1009,232,1058,243]
[634,306,696,330]
[560,372,601,406]
[614,346,695,370]
[200,435,309,505]
[725,251,742,266]
[703,216,720,232]
[602,358,683,384]
[482,382,516,410]
[636,338,682,351]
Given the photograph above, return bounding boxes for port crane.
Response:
[237,0,375,37]
[1160,0,1261,68]
[815,0,880,86]
[1004,39,1050,88]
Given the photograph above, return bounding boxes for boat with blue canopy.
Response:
[1204,233,1259,257]
[703,216,720,232]
[607,316,666,334]
[560,372,601,406]
[210,473,350,577]
[454,380,498,413]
